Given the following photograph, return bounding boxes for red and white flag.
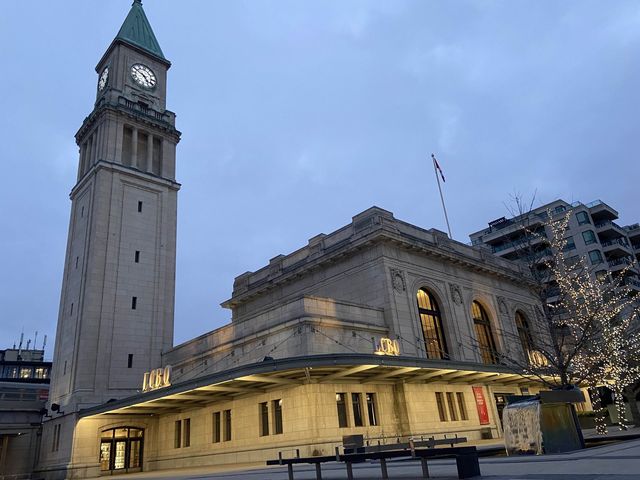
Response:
[432,154,445,182]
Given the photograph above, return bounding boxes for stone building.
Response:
[0,345,51,477]
[37,2,550,478]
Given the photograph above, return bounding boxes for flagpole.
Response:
[432,153,453,239]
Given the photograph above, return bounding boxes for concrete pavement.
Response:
[110,436,640,479]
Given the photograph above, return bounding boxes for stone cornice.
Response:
[223,207,535,309]
[75,98,181,145]
[70,160,181,198]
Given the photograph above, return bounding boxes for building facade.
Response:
[0,346,51,477]
[469,199,640,295]
[36,2,554,478]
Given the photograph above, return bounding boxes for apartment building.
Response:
[469,199,640,293]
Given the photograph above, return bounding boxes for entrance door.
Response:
[100,427,144,473]
[99,442,111,471]
[113,440,127,470]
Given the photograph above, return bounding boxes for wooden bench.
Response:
[267,444,481,480]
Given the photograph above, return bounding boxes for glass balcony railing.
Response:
[601,238,630,249]
[595,220,624,230]
[608,257,633,267]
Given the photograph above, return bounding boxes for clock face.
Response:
[131,64,157,89]
[98,67,109,91]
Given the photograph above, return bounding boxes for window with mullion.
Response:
[416,289,448,359]
[472,301,498,364]
[515,312,534,361]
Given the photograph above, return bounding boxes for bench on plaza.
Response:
[267,442,481,480]
[358,434,468,453]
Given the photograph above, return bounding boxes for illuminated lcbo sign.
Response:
[142,365,172,393]
[374,337,400,356]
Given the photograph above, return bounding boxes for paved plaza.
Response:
[110,437,640,480]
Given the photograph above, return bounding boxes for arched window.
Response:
[416,288,448,359]
[100,427,144,472]
[471,301,498,364]
[515,311,533,360]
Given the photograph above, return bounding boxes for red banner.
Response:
[472,386,490,425]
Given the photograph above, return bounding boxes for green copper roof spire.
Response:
[115,0,166,60]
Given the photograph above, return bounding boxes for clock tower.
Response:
[49,0,180,413]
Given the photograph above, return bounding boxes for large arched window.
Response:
[471,301,498,364]
[100,427,144,473]
[515,311,534,360]
[416,288,448,359]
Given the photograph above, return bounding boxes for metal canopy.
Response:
[79,353,545,418]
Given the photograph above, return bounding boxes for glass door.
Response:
[99,427,144,474]
[99,441,111,471]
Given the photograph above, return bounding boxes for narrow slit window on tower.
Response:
[135,251,140,263]
[75,256,79,269]
[70,303,74,316]
[127,354,133,368]
[81,206,85,217]
[138,201,143,213]
[63,361,67,376]
[131,297,137,310]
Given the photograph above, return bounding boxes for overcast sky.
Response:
[1,0,639,355]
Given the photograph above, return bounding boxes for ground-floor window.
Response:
[224,409,232,441]
[260,402,269,436]
[100,427,143,473]
[336,393,348,428]
[435,392,447,421]
[366,393,378,426]
[213,412,221,443]
[273,400,283,435]
[351,393,364,427]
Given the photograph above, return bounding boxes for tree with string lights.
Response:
[492,196,640,433]
[545,211,640,432]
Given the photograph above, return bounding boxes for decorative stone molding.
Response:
[390,268,406,294]
[449,283,463,305]
[497,296,509,315]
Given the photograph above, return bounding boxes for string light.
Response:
[544,211,640,433]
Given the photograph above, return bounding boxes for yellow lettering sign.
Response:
[374,337,400,356]
[142,365,172,392]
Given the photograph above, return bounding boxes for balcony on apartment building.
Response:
[472,214,547,245]
[601,238,634,256]
[582,199,618,223]
[595,219,628,240]
[625,223,640,241]
[607,256,638,273]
